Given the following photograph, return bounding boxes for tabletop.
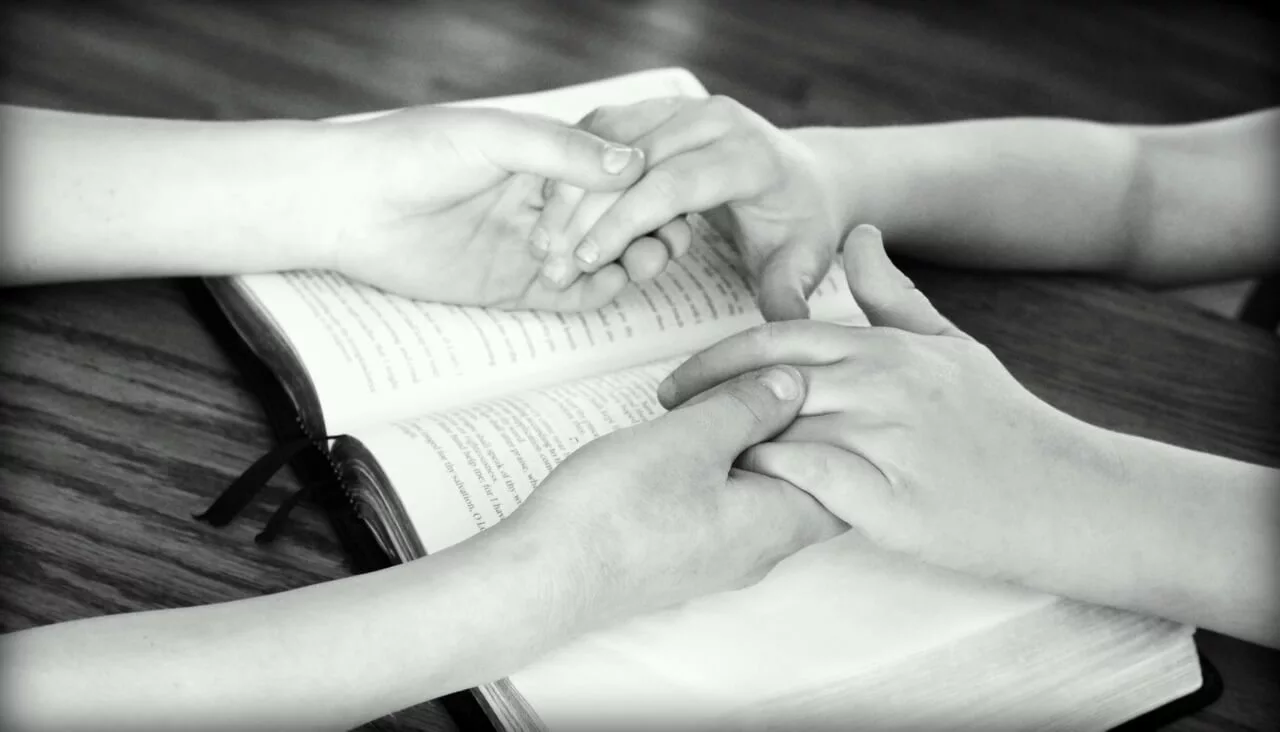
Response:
[1,2,1277,731]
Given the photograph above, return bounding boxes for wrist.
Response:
[974,407,1192,612]
[266,119,370,274]
[926,403,1130,594]
[477,513,605,640]
[789,128,861,244]
[790,126,902,247]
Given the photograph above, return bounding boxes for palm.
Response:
[335,107,631,312]
[366,173,546,306]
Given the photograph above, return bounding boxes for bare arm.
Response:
[0,105,340,285]
[0,364,838,731]
[796,109,1280,285]
[540,99,1277,319]
[660,227,1280,649]
[0,103,649,310]
[1038,424,1280,648]
[0,526,585,732]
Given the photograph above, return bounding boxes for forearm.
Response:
[793,119,1141,274]
[0,524,589,731]
[794,111,1279,284]
[1010,418,1280,648]
[0,106,353,285]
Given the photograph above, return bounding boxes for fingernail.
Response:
[540,178,557,204]
[601,144,635,174]
[576,237,600,266]
[758,368,799,401]
[541,258,574,288]
[530,227,550,255]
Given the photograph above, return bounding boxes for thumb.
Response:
[467,109,646,191]
[755,243,833,322]
[672,365,806,464]
[843,225,970,339]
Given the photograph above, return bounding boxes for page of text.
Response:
[348,359,674,551]
[510,534,1077,731]
[235,221,859,433]
[228,68,861,433]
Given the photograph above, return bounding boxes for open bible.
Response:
[199,68,1215,731]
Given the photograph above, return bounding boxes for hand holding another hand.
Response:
[321,106,647,311]
[502,362,846,625]
[531,96,844,321]
[658,226,1123,586]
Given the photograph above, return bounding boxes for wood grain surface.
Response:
[2,2,1277,730]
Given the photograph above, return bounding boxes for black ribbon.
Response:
[194,437,323,533]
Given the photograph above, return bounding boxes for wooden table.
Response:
[2,2,1277,730]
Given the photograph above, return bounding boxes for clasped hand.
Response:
[324,105,648,310]
[338,98,1111,614]
[503,361,845,622]
[660,226,1117,585]
[530,95,843,321]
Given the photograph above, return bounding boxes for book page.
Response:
[347,359,674,551]
[350,386,1074,728]
[234,222,860,434]
[225,67,862,434]
[348,353,1192,732]
[509,535,1058,730]
[327,66,708,124]
[347,364,1053,686]
[512,550,1192,731]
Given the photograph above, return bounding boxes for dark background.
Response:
[2,2,1277,731]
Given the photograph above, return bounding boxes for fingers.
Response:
[472,110,645,192]
[771,411,892,443]
[843,225,970,339]
[576,97,689,146]
[654,218,693,261]
[534,204,686,289]
[535,188,619,288]
[738,441,890,527]
[537,95,757,290]
[755,242,835,322]
[657,320,851,408]
[529,98,691,280]
[725,470,849,556]
[510,262,630,312]
[620,237,670,282]
[529,182,586,260]
[575,146,765,274]
[667,365,807,464]
[616,97,741,168]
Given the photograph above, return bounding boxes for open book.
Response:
[204,68,1207,731]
